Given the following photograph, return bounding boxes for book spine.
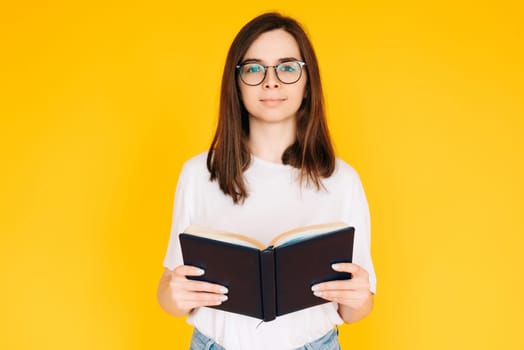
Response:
[260,246,276,322]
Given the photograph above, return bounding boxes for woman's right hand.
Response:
[159,265,229,316]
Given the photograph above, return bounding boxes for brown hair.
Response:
[207,12,336,204]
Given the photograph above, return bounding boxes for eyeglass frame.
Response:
[235,60,307,86]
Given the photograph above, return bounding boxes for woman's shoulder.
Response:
[325,158,366,194]
[178,151,209,178]
[333,157,360,180]
[183,151,208,168]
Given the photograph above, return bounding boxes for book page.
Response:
[182,225,265,249]
[270,222,349,247]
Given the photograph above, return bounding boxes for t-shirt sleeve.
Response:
[347,171,377,294]
[162,164,193,270]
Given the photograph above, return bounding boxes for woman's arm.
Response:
[311,263,374,324]
[157,266,229,317]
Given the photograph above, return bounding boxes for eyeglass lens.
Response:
[238,61,303,86]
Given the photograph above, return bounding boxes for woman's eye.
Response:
[245,64,263,73]
[278,63,297,72]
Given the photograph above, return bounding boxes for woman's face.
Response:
[238,29,307,127]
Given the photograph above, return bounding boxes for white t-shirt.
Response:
[163,152,376,350]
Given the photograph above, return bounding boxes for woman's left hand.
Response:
[311,263,372,310]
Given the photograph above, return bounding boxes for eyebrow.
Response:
[240,56,302,64]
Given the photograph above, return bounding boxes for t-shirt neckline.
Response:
[250,154,291,171]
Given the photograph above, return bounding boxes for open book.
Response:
[179,222,354,321]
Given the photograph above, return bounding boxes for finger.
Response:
[172,288,229,308]
[319,293,372,308]
[185,299,226,309]
[312,279,369,292]
[173,265,205,277]
[332,263,368,277]
[313,289,369,303]
[176,293,229,311]
[182,280,229,294]
[169,275,229,294]
[320,295,365,306]
[312,289,342,302]
[184,291,229,304]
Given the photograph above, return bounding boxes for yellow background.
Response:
[1,0,523,349]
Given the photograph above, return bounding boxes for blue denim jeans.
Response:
[190,327,340,350]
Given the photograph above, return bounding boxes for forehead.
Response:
[243,29,302,62]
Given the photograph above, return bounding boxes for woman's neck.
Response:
[248,119,296,164]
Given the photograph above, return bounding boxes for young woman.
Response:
[157,12,376,350]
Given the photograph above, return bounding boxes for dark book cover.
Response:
[179,226,354,321]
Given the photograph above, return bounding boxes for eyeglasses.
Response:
[236,60,306,86]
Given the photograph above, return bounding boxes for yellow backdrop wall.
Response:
[1,1,523,349]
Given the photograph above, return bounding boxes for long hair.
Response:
[207,12,336,204]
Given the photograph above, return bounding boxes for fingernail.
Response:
[219,295,228,302]
[332,263,341,270]
[313,291,322,297]
[195,268,204,275]
[219,287,229,294]
[311,285,320,292]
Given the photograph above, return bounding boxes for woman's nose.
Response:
[263,68,281,89]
